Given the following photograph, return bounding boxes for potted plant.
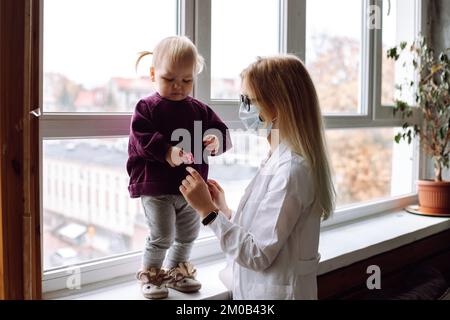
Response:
[387,36,450,216]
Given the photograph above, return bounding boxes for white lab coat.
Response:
[209,142,322,300]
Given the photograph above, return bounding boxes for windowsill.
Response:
[49,208,450,300]
[317,209,450,275]
[51,259,231,300]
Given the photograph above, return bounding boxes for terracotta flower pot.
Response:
[417,180,450,215]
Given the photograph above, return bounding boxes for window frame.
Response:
[40,0,426,295]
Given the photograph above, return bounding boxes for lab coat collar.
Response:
[260,142,291,176]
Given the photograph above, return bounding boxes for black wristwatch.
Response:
[202,210,219,226]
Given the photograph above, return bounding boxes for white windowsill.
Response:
[50,208,450,300]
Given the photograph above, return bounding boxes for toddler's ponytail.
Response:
[135,51,153,72]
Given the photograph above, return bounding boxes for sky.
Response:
[44,0,398,89]
[44,0,177,87]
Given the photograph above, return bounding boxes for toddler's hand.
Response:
[203,135,219,155]
[166,146,194,167]
[180,149,194,164]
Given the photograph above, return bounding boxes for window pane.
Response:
[381,0,397,106]
[306,0,362,114]
[211,0,279,100]
[381,0,416,106]
[43,138,214,270]
[327,128,414,208]
[43,139,134,269]
[209,131,269,210]
[43,0,176,112]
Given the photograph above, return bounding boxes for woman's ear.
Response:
[271,109,278,122]
[150,67,155,82]
[262,109,277,123]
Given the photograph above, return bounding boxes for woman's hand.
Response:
[207,179,232,219]
[179,167,218,219]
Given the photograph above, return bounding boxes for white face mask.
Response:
[238,95,273,137]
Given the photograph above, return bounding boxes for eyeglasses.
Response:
[240,94,254,112]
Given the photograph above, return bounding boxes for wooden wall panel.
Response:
[0,0,26,300]
[318,228,450,300]
[0,0,41,300]
[0,168,3,300]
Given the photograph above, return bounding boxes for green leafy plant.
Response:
[387,36,450,181]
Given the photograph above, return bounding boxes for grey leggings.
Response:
[141,195,200,270]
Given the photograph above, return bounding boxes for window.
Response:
[210,0,279,99]
[381,0,418,107]
[41,0,180,291]
[43,139,137,269]
[327,127,413,207]
[41,0,423,294]
[381,0,398,106]
[43,138,221,270]
[305,0,363,114]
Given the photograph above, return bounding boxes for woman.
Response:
[179,54,335,300]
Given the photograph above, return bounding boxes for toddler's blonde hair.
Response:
[136,36,204,74]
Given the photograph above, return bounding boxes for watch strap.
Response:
[202,210,219,226]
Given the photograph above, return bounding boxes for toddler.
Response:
[127,36,232,299]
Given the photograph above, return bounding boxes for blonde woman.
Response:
[179,55,335,300]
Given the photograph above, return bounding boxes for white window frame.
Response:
[40,0,427,296]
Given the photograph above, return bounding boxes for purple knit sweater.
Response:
[127,93,232,198]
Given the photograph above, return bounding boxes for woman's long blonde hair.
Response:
[241,55,335,220]
[135,36,204,74]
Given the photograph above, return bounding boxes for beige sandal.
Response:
[166,262,202,293]
[136,268,170,299]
